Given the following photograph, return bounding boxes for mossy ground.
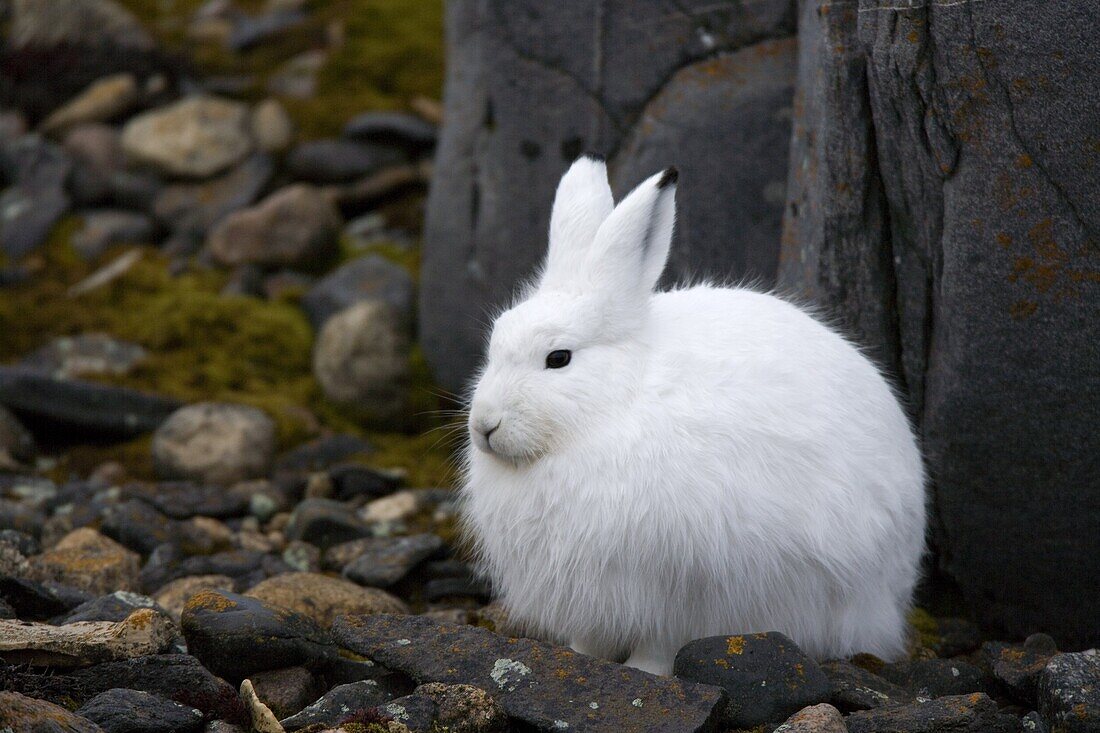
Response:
[117,0,444,138]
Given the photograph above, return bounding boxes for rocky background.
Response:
[1,1,1098,733]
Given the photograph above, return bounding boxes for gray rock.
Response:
[56,591,164,625]
[152,402,276,486]
[77,688,204,733]
[879,658,988,701]
[152,154,272,241]
[420,0,796,391]
[284,498,373,551]
[1037,651,1100,733]
[22,334,148,378]
[673,632,831,728]
[774,703,847,733]
[301,254,414,331]
[7,0,154,50]
[778,0,1100,648]
[0,184,70,259]
[339,534,444,588]
[820,659,915,712]
[286,139,405,185]
[333,613,727,732]
[0,691,102,733]
[279,680,394,731]
[1023,710,1049,733]
[72,211,156,259]
[0,404,35,463]
[121,97,253,179]
[981,636,1058,706]
[228,10,306,52]
[343,112,437,153]
[846,693,1020,733]
[122,480,249,520]
[206,184,341,268]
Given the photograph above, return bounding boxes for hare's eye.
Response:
[545,349,572,369]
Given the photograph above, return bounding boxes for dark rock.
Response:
[327,163,429,217]
[420,0,797,391]
[0,498,46,538]
[140,547,277,594]
[152,403,276,486]
[333,534,442,587]
[1,133,72,186]
[779,0,1100,648]
[275,434,372,474]
[71,211,156,259]
[301,255,414,332]
[180,589,337,683]
[0,366,180,437]
[1037,651,1100,733]
[0,597,14,618]
[153,155,273,238]
[77,688,204,733]
[21,334,147,379]
[220,264,266,298]
[333,613,727,732]
[930,617,985,658]
[880,658,988,700]
[286,139,405,184]
[1023,710,1049,733]
[673,632,831,728]
[422,576,490,604]
[821,659,916,712]
[228,10,306,52]
[0,690,102,733]
[7,0,154,51]
[414,682,508,733]
[0,576,93,620]
[0,184,70,259]
[101,500,185,555]
[0,405,36,463]
[122,481,249,520]
[54,591,163,624]
[328,463,402,502]
[279,680,395,731]
[284,498,373,550]
[343,112,437,153]
[248,666,317,720]
[982,636,1058,706]
[846,693,1021,733]
[373,692,439,732]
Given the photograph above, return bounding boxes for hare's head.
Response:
[468,156,678,465]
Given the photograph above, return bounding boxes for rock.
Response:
[820,659,916,712]
[28,528,141,596]
[123,481,249,520]
[420,1,797,392]
[0,366,181,437]
[279,681,395,731]
[313,302,410,424]
[286,139,405,185]
[284,498,373,551]
[0,111,29,141]
[21,334,148,379]
[779,0,1100,648]
[327,163,430,216]
[0,608,173,666]
[206,184,341,268]
[153,154,274,238]
[673,632,831,729]
[100,500,186,555]
[71,211,156,259]
[327,464,401,502]
[0,184,70,259]
[414,682,507,733]
[301,256,414,332]
[775,703,847,733]
[332,534,442,588]
[1023,710,1050,733]
[180,589,337,682]
[0,405,35,463]
[40,74,139,136]
[880,658,988,700]
[265,50,327,99]
[121,97,253,179]
[0,690,102,733]
[7,0,154,50]
[343,112,437,154]
[1037,651,1100,733]
[228,9,306,52]
[240,679,286,733]
[982,636,1058,706]
[77,689,204,733]
[275,435,372,474]
[152,403,276,486]
[0,537,31,578]
[334,614,727,731]
[64,125,127,207]
[248,667,316,720]
[372,692,438,731]
[56,591,163,624]
[245,572,408,629]
[281,541,321,573]
[0,498,47,539]
[251,100,294,153]
[0,576,92,621]
[360,490,422,524]
[847,693,1020,733]
[140,548,278,594]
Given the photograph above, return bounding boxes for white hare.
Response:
[462,157,926,675]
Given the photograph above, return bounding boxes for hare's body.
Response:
[464,159,926,675]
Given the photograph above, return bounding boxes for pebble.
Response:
[774,703,848,733]
[248,666,317,720]
[286,139,405,184]
[339,533,443,588]
[245,571,408,628]
[284,498,374,550]
[40,73,139,136]
[153,574,235,624]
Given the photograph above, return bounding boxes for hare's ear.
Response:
[585,167,677,298]
[540,156,614,291]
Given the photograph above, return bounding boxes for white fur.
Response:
[462,158,926,676]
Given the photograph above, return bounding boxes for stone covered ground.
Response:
[0,1,1098,732]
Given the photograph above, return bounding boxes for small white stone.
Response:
[631,698,643,708]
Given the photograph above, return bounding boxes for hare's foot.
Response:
[624,643,674,676]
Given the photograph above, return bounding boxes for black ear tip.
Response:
[657,166,679,189]
[584,152,606,163]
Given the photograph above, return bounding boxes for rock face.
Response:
[420,0,798,391]
[152,403,276,485]
[778,0,1100,648]
[333,613,727,732]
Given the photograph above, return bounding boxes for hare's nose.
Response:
[474,418,501,440]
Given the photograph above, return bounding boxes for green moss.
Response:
[908,607,943,652]
[340,237,422,281]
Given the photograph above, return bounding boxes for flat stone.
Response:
[286,139,405,185]
[279,680,395,731]
[0,690,102,733]
[328,464,402,502]
[343,112,437,153]
[775,703,847,733]
[246,572,408,629]
[122,481,249,520]
[846,693,1020,733]
[1037,651,1100,733]
[122,97,253,179]
[332,613,727,732]
[820,659,916,712]
[180,589,338,683]
[140,547,278,594]
[284,499,373,551]
[77,688,204,733]
[301,255,414,332]
[339,534,443,588]
[0,608,173,666]
[28,528,141,596]
[41,73,139,136]
[152,402,276,486]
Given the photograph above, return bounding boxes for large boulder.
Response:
[778,0,1100,648]
[420,0,797,391]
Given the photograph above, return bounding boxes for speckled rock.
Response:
[152,575,235,624]
[279,681,395,731]
[152,403,276,486]
[333,613,727,732]
[981,634,1058,706]
[774,703,847,733]
[121,97,252,178]
[41,73,139,136]
[0,608,173,666]
[673,633,831,728]
[414,682,507,733]
[880,658,988,700]
[245,572,408,629]
[180,589,337,682]
[846,693,1019,733]
[28,528,141,596]
[1037,651,1100,733]
[0,690,102,733]
[821,659,916,712]
[76,688,204,733]
[21,334,148,379]
[339,534,443,588]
